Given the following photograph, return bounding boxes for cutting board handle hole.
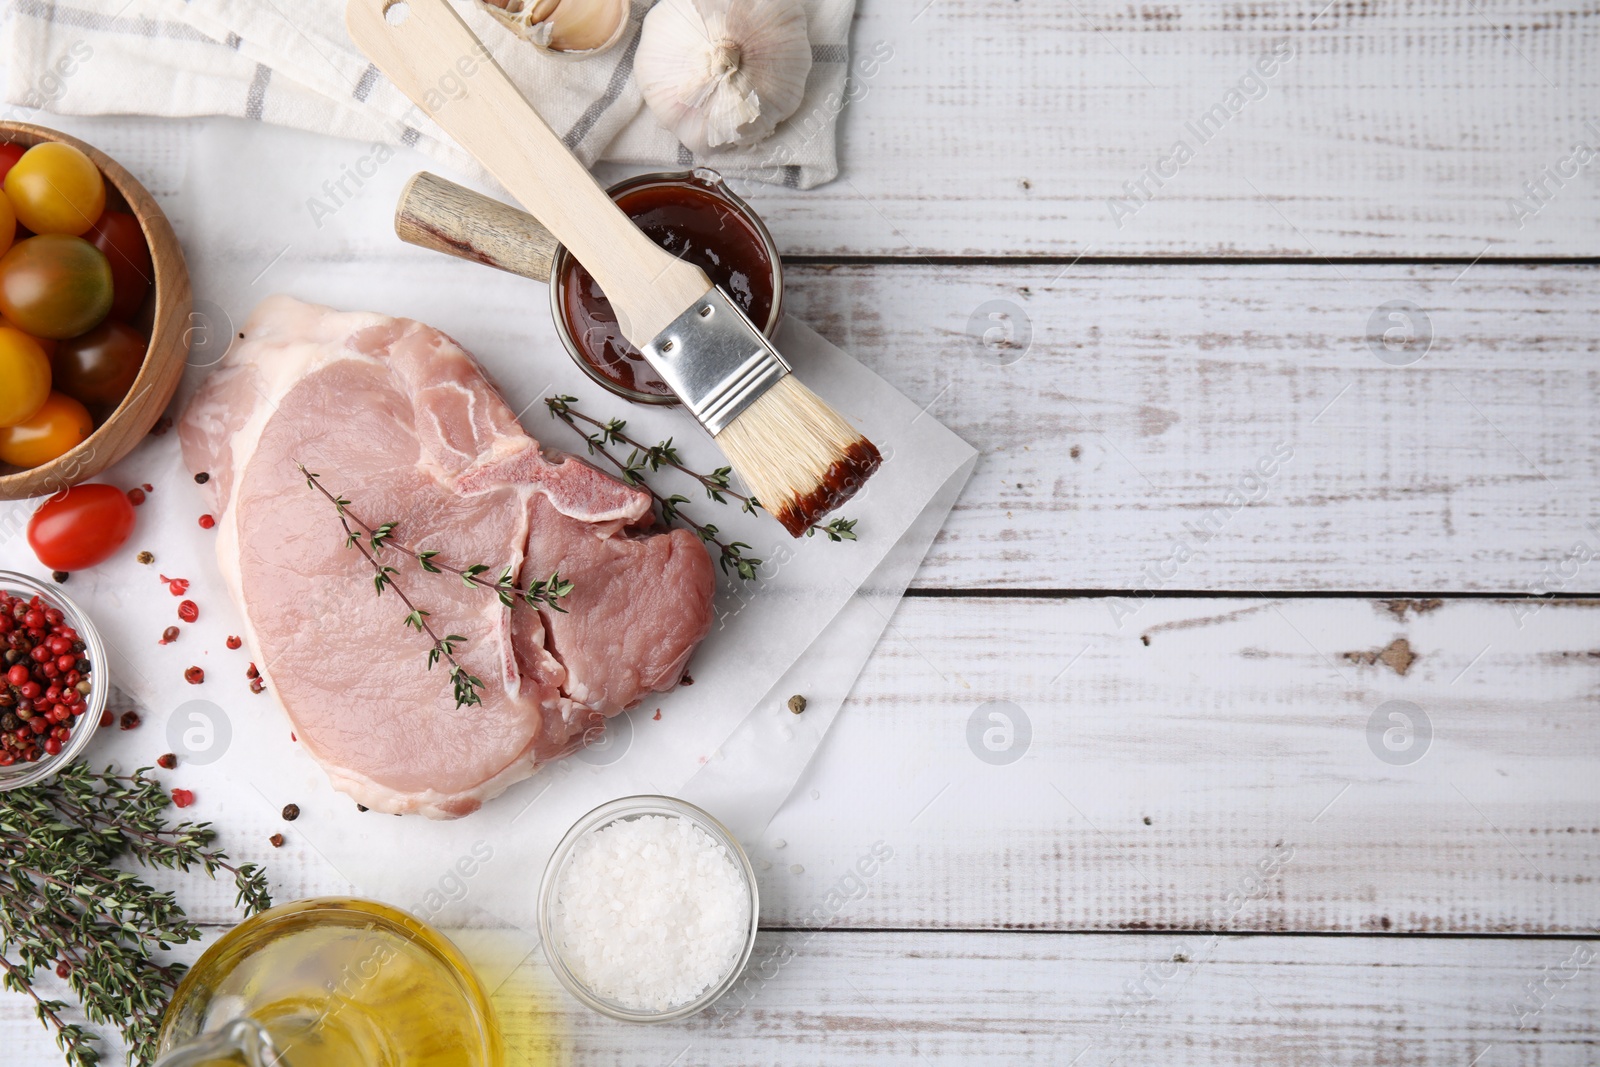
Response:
[383,0,411,26]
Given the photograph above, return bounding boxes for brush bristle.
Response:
[716,376,882,538]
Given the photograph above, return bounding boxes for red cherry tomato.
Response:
[86,211,151,321]
[27,483,136,571]
[0,144,25,184]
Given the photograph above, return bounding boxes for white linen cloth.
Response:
[6,0,854,188]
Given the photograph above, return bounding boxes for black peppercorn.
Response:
[282,803,300,821]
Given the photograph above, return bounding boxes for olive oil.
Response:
[159,898,503,1067]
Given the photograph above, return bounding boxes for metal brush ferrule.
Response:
[639,287,790,436]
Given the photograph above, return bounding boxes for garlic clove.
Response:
[476,0,629,57]
[636,0,813,154]
[546,0,629,52]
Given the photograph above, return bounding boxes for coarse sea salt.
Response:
[552,814,750,1012]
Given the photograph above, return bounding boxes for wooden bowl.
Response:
[0,122,191,501]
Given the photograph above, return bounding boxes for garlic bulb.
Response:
[635,0,813,154]
[476,0,628,56]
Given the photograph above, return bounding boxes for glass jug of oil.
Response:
[155,898,504,1067]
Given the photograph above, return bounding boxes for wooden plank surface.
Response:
[141,595,1600,935]
[780,261,1600,592]
[707,0,1600,257]
[9,931,1594,1065]
[4,7,1599,1059]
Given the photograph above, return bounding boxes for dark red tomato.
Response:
[53,320,146,410]
[0,143,25,184]
[86,211,151,321]
[27,483,136,571]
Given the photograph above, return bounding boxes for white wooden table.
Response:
[6,0,1600,1062]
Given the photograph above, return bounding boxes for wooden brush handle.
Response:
[345,0,710,342]
[395,171,558,281]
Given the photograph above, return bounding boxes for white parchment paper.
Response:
[0,116,975,936]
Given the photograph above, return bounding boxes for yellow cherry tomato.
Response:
[0,326,51,427]
[3,142,105,237]
[0,391,92,468]
[0,314,54,357]
[0,189,14,255]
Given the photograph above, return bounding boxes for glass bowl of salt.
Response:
[538,795,760,1022]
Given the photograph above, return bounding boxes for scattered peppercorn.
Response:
[177,600,198,624]
[171,788,195,808]
[127,488,146,506]
[160,575,189,596]
[150,415,173,436]
[246,663,259,680]
[119,711,141,730]
[55,962,70,979]
[184,666,204,685]
[787,694,807,715]
[652,709,662,721]
[226,635,242,649]
[680,673,694,686]
[195,472,211,484]
[357,804,369,813]
[269,833,284,847]
[99,709,113,728]
[156,753,177,769]
[142,483,152,493]
[137,551,154,565]
[159,626,179,645]
[198,514,216,530]
[282,803,300,821]
[250,677,266,695]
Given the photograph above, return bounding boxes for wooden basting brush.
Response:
[348,0,880,539]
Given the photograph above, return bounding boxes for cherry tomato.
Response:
[0,189,14,256]
[0,235,113,339]
[0,315,54,357]
[26,483,136,571]
[0,392,92,468]
[53,321,145,410]
[0,143,25,183]
[85,210,151,321]
[0,326,51,427]
[3,142,105,237]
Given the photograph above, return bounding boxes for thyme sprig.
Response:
[1,763,271,1066]
[545,396,860,542]
[299,465,573,708]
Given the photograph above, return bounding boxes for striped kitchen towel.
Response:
[5,0,857,189]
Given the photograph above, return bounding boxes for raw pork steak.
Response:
[179,296,715,818]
